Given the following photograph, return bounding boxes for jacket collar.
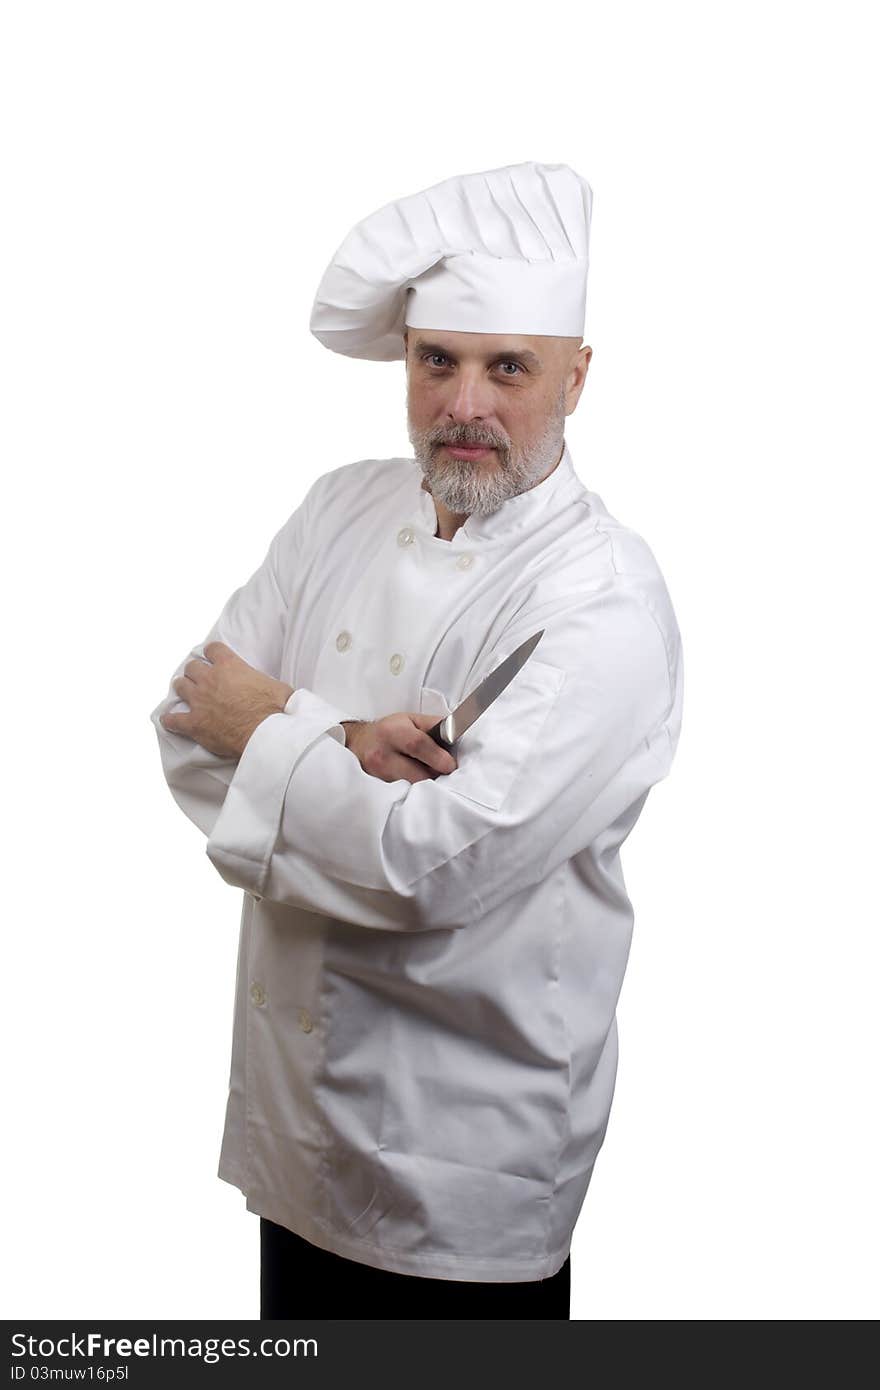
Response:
[412,438,584,545]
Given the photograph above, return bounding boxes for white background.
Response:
[2,0,877,1321]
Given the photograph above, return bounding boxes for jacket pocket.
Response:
[419,685,454,719]
[419,658,566,812]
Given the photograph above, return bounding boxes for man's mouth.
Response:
[441,444,496,460]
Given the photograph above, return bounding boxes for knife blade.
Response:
[426,629,545,749]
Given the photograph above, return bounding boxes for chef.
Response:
[150,160,684,1320]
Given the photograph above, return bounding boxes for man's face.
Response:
[405,329,592,516]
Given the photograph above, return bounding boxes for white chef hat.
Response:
[309,161,593,362]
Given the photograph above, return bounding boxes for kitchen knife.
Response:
[426,629,544,749]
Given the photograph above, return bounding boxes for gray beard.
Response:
[408,390,567,516]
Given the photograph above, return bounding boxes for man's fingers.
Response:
[409,731,457,775]
[174,673,199,697]
[159,709,194,738]
[183,657,211,682]
[347,713,459,783]
[403,714,457,775]
[386,755,436,785]
[204,640,238,664]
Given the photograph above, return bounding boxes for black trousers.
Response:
[260,1217,570,1319]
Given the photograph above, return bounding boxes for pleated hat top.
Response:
[309,161,594,362]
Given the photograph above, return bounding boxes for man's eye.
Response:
[423,354,523,375]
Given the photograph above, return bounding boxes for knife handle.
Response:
[427,716,455,749]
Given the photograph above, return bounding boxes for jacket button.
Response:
[456,553,474,570]
[397,526,415,546]
[336,630,352,652]
[249,982,266,1007]
[298,1007,313,1033]
[389,652,405,675]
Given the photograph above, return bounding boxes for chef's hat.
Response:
[309,161,593,362]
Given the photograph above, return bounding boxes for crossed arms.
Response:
[150,503,675,932]
[158,638,458,785]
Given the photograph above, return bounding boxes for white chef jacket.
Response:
[149,439,683,1283]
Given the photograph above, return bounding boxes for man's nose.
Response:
[444,369,495,424]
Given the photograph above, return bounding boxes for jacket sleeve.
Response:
[204,583,683,931]
[149,488,359,839]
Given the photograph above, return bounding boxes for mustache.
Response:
[431,432,507,449]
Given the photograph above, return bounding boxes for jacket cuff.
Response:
[204,688,356,894]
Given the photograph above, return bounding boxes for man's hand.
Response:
[342,714,458,785]
[159,641,295,759]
